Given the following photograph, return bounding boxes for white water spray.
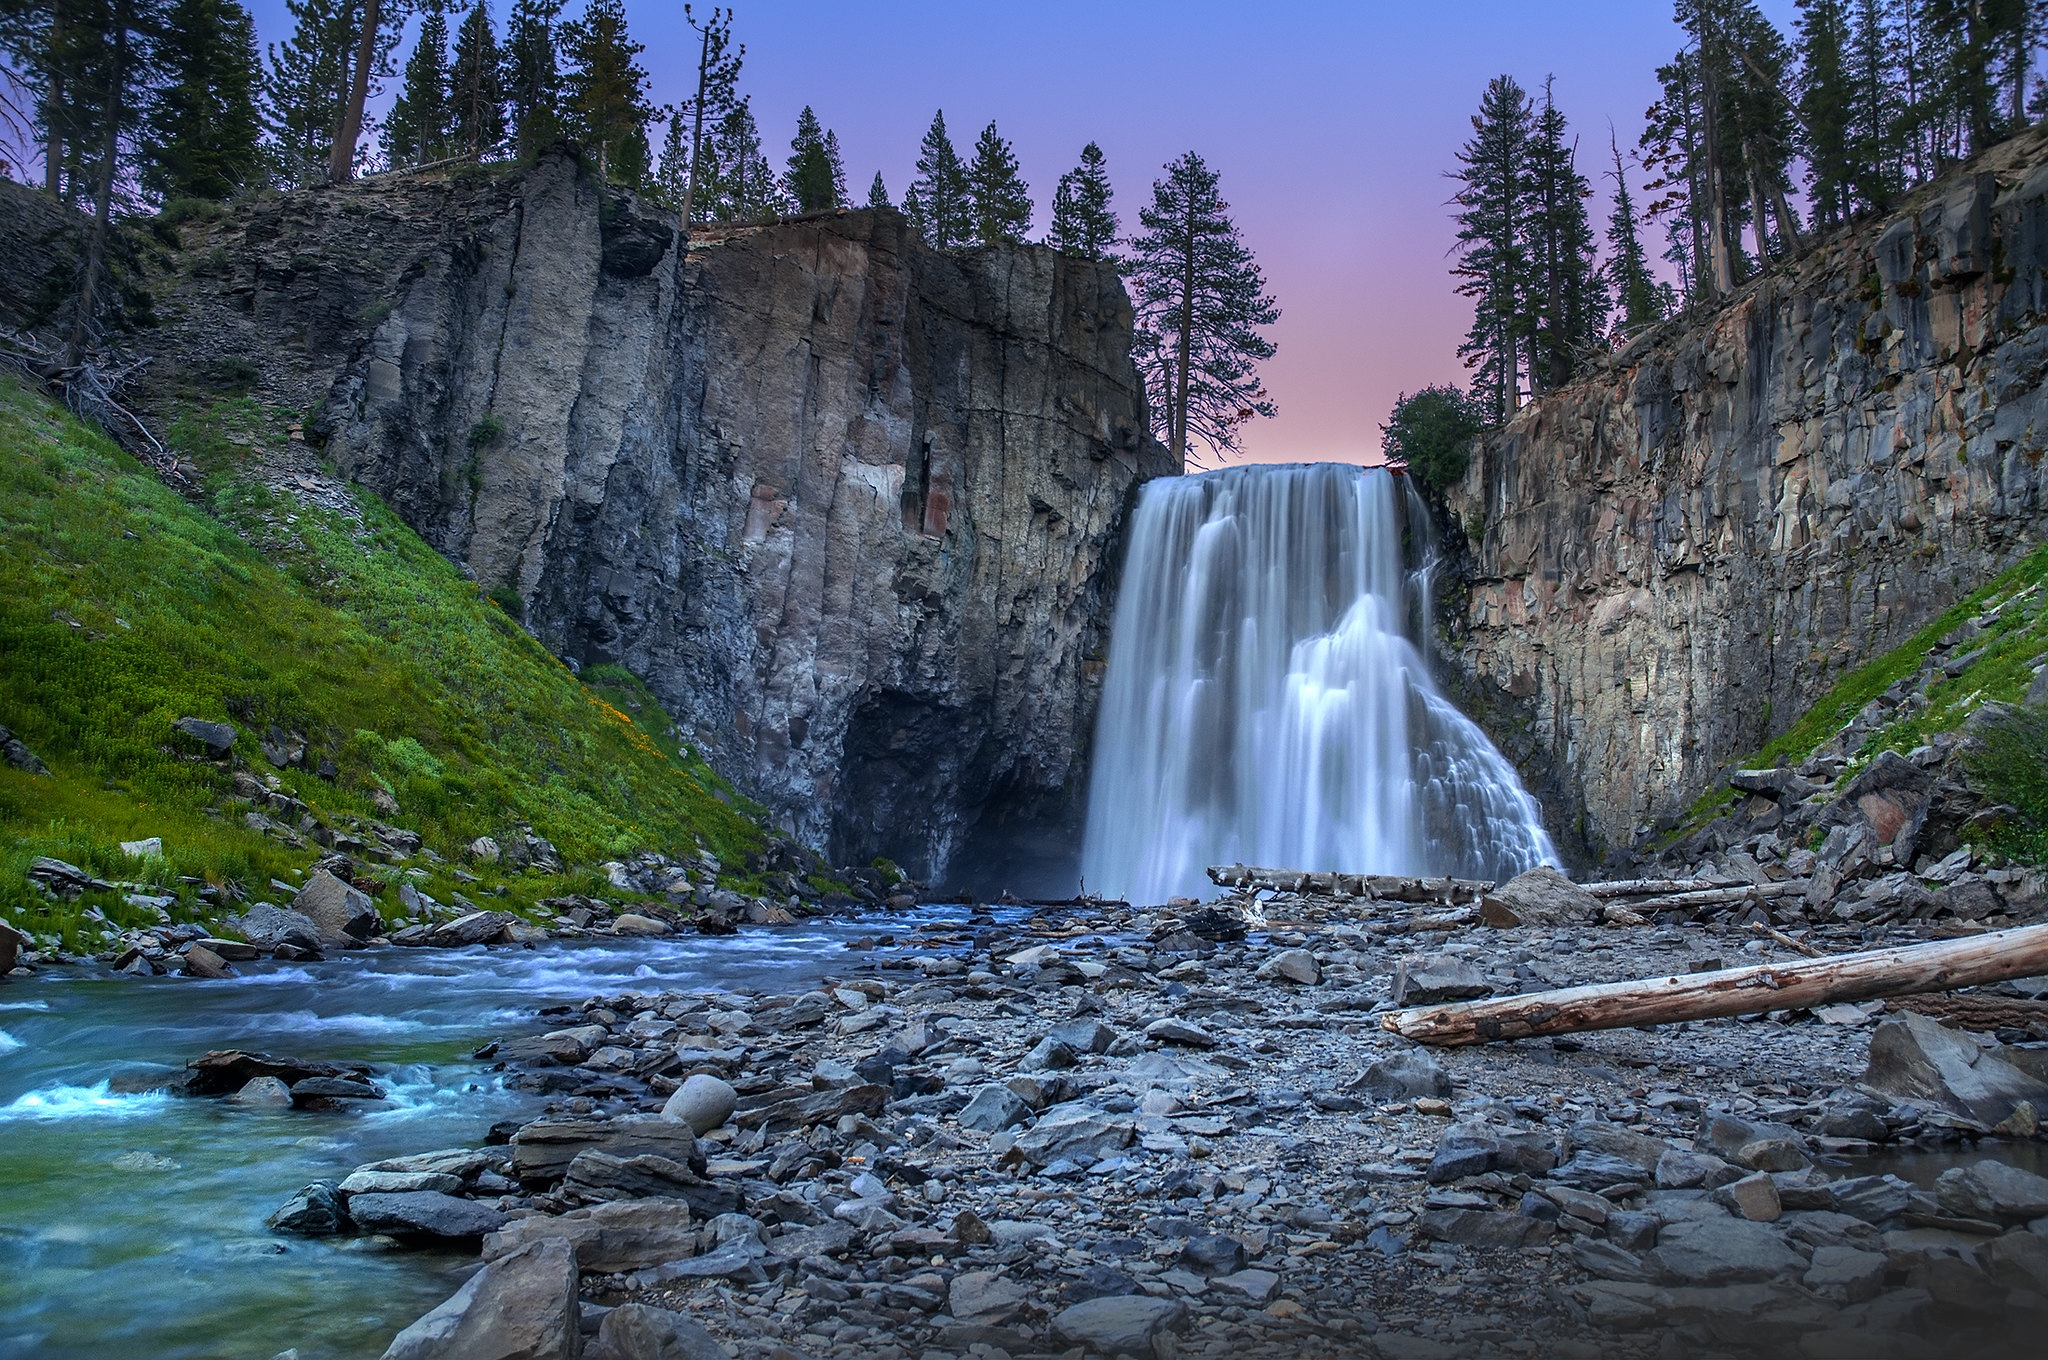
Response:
[1081,463,1557,904]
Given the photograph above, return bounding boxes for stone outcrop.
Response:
[135,148,1171,888]
[1448,127,2048,861]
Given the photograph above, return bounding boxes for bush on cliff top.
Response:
[0,377,764,946]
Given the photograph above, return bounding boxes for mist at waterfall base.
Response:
[1082,463,1557,906]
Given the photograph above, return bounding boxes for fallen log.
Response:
[1625,881,1807,913]
[1888,993,2048,1033]
[1381,922,2048,1046]
[1209,864,1493,903]
[1585,877,1744,898]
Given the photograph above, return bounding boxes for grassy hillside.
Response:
[0,377,766,952]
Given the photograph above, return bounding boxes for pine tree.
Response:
[558,0,648,184]
[654,110,686,205]
[329,0,402,183]
[448,0,504,160]
[1525,83,1607,392]
[1125,151,1280,465]
[1843,0,1905,212]
[966,119,1030,245]
[142,0,261,201]
[61,0,166,363]
[703,98,779,219]
[1641,48,1708,309]
[783,105,841,211]
[1796,0,1856,227]
[904,109,968,249]
[261,0,353,188]
[1048,141,1118,260]
[503,0,561,160]
[1452,75,1533,422]
[866,171,889,208]
[384,0,452,168]
[673,3,741,225]
[1605,134,1664,333]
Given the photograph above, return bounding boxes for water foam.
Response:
[0,1029,22,1055]
[1082,463,1557,903]
[1,1081,168,1121]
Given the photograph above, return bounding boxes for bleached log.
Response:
[1208,864,1493,903]
[1585,878,1744,898]
[1381,922,2048,1046]
[1624,881,1807,913]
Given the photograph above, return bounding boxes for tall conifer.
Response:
[904,110,968,249]
[1604,134,1664,333]
[1048,141,1118,260]
[503,0,561,160]
[1125,151,1280,465]
[143,0,262,201]
[262,0,353,188]
[1452,75,1533,422]
[448,0,504,159]
[384,0,452,168]
[1796,0,1856,228]
[704,98,779,219]
[559,0,650,184]
[783,105,841,211]
[866,171,889,208]
[1525,83,1607,392]
[966,120,1030,244]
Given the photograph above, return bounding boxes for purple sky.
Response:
[249,0,1802,464]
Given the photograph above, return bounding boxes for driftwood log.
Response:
[1209,865,1493,904]
[1382,922,2048,1046]
[1584,878,1745,898]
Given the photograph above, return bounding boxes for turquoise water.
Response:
[0,913,976,1360]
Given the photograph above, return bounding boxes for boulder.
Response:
[1047,1018,1117,1054]
[484,1197,697,1273]
[612,914,671,937]
[231,903,324,955]
[1256,948,1321,985]
[1390,954,1491,1007]
[347,1191,507,1239]
[1481,866,1599,927]
[562,1151,739,1219]
[947,1269,1030,1324]
[592,1303,729,1360]
[0,723,50,775]
[181,944,235,979]
[958,1084,1031,1133]
[267,1180,348,1234]
[1934,1160,2048,1223]
[430,911,520,947]
[1803,1246,1888,1304]
[229,1075,293,1107]
[1143,1017,1216,1048]
[1863,1011,2048,1126]
[339,1170,465,1196]
[1051,1295,1187,1359]
[661,1074,738,1135]
[289,1076,387,1104]
[1648,1219,1806,1286]
[1730,768,1826,803]
[291,870,381,945]
[172,717,236,757]
[379,1236,578,1360]
[1426,1120,1558,1182]
[1013,1104,1134,1166]
[185,1049,374,1095]
[1349,1049,1453,1102]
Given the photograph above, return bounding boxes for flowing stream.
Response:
[0,911,978,1360]
[1083,463,1557,904]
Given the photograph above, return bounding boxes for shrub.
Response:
[1381,384,1483,492]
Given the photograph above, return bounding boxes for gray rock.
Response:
[1934,1160,2048,1223]
[1143,1017,1216,1048]
[172,717,236,757]
[634,1238,766,1286]
[1051,1294,1188,1359]
[958,1084,1031,1133]
[593,1303,729,1360]
[267,1180,347,1235]
[1702,1113,1805,1163]
[948,1270,1029,1323]
[230,1075,293,1107]
[379,1236,578,1360]
[1569,1120,1670,1174]
[1179,1233,1246,1275]
[429,911,520,947]
[1830,1174,1914,1224]
[232,903,323,954]
[1013,1104,1134,1166]
[1803,1245,1887,1303]
[1390,954,1491,1007]
[1648,1218,1806,1285]
[1208,1268,1281,1304]
[182,944,235,978]
[1020,1036,1078,1071]
[660,1074,737,1135]
[1427,1121,1558,1182]
[1048,1018,1116,1054]
[1730,767,1826,803]
[1350,1049,1453,1102]
[484,1198,698,1273]
[340,1170,465,1196]
[0,723,49,775]
[1549,1152,1647,1192]
[1418,1208,1555,1249]
[1482,866,1599,927]
[1256,948,1320,985]
[1655,1148,1742,1190]
[510,1115,703,1184]
[1981,1228,2048,1293]
[1572,1239,1652,1282]
[346,1191,507,1239]
[289,1076,387,1103]
[291,869,380,945]
[1863,1011,2048,1126]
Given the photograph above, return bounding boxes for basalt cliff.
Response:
[122,148,1171,890]
[1448,127,2048,864]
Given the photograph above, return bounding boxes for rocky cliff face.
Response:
[1448,128,2048,864]
[139,150,1170,888]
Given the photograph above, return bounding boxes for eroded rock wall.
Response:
[1448,129,2048,863]
[140,150,1169,888]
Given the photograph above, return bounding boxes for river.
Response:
[0,909,981,1360]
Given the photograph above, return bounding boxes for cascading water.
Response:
[1082,462,1557,904]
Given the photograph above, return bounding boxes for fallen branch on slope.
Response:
[1381,922,2048,1046]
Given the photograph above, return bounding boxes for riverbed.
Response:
[0,910,978,1360]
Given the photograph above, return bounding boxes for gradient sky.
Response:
[247,0,1804,465]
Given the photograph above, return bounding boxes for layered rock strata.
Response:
[1449,127,2048,860]
[136,149,1170,887]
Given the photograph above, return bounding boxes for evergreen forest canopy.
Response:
[1386,0,2048,491]
[0,1,1285,465]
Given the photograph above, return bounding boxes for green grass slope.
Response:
[0,377,765,951]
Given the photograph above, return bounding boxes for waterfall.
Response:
[1081,463,1558,904]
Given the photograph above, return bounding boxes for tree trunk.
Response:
[678,24,711,229]
[1746,158,1775,263]
[1701,75,1736,291]
[1173,193,1195,463]
[65,4,126,370]
[44,0,63,198]
[329,0,383,184]
[1382,922,2048,1046]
